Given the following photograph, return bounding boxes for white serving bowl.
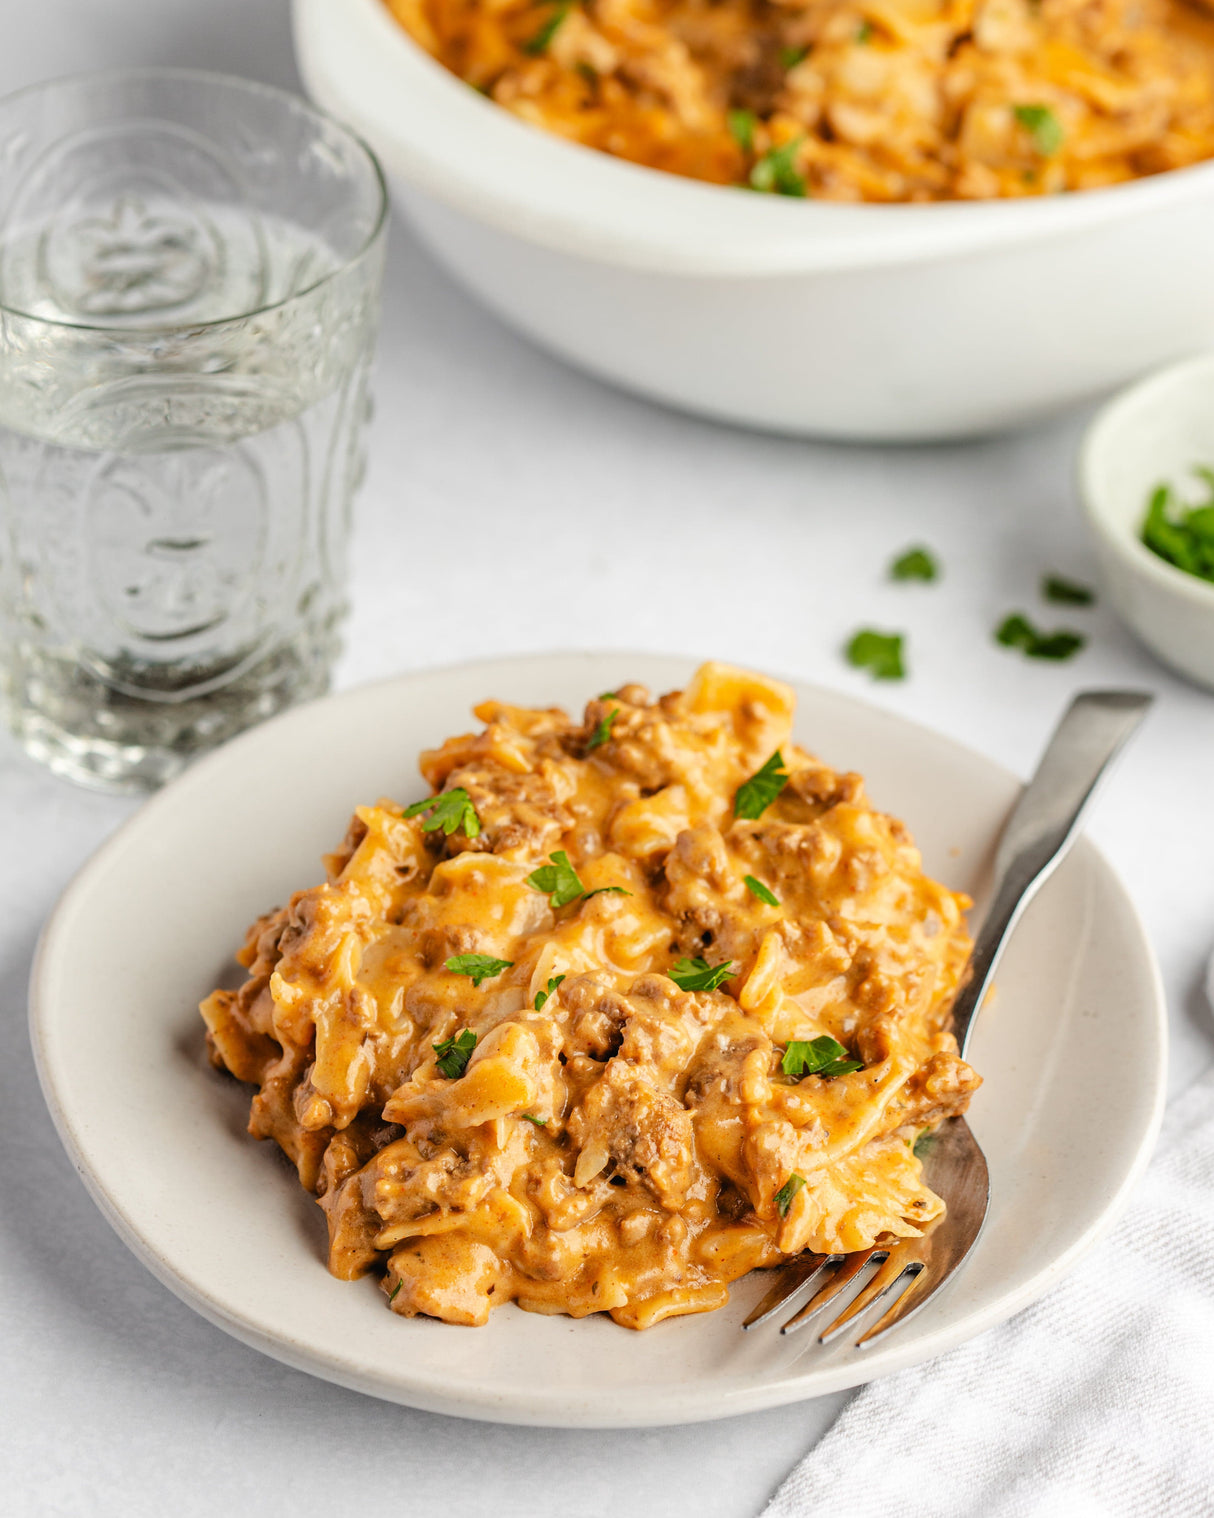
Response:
[1080,352,1214,691]
[293,0,1214,440]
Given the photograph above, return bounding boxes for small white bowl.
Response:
[1080,353,1214,691]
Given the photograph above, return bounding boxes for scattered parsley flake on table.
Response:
[775,1174,807,1217]
[846,628,906,680]
[995,613,1085,661]
[1042,574,1096,606]
[669,956,736,992]
[445,954,513,988]
[433,1027,478,1078]
[744,874,780,907]
[403,786,481,837]
[782,1036,863,1079]
[734,750,789,819]
[890,546,939,582]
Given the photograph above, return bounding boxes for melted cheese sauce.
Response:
[202,663,980,1329]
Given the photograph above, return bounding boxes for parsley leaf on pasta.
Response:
[534,974,566,1011]
[523,2,570,54]
[749,138,808,197]
[782,1036,863,1079]
[744,874,780,907]
[585,707,618,751]
[669,956,736,992]
[433,1027,478,1078]
[527,850,588,908]
[778,45,808,68]
[1014,104,1064,156]
[445,954,513,987]
[527,851,630,908]
[775,1174,807,1217]
[728,108,756,154]
[404,787,481,838]
[521,1113,549,1126]
[733,750,789,819]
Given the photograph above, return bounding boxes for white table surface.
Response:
[3,4,1213,1514]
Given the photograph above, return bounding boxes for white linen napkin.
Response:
[762,1060,1214,1518]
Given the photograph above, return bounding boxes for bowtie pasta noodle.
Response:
[201,664,980,1328]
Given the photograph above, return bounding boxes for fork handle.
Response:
[952,689,1153,1061]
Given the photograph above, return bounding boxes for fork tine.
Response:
[780,1247,885,1336]
[819,1255,923,1344]
[741,1252,835,1330]
[855,1257,945,1347]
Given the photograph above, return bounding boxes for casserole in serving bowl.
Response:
[294,0,1214,439]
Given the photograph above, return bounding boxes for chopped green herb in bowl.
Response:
[1141,469,1214,584]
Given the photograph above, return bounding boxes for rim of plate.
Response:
[29,652,1168,1426]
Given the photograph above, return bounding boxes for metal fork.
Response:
[743,688,1153,1348]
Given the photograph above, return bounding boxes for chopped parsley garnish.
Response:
[734,750,789,819]
[913,1130,936,1159]
[779,45,808,69]
[744,874,780,907]
[669,956,736,992]
[403,787,481,838]
[775,1173,807,1218]
[728,108,757,154]
[445,954,513,988]
[521,1112,548,1126]
[525,851,631,910]
[782,1035,863,1079]
[523,2,570,54]
[1014,103,1064,157]
[856,19,873,41]
[433,1027,478,1078]
[585,707,618,751]
[749,138,807,197]
[995,613,1085,661]
[527,849,585,908]
[890,546,939,582]
[1042,574,1096,606]
[1142,472,1214,583]
[846,628,906,680]
[534,974,566,1011]
[388,1280,403,1303]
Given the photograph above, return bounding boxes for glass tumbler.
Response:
[0,70,386,791]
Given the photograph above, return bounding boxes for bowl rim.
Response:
[0,65,389,335]
[1079,351,1214,613]
[293,0,1214,276]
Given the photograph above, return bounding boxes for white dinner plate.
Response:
[30,653,1166,1427]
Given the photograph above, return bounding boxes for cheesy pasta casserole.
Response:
[383,0,1214,201]
[201,663,980,1329]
